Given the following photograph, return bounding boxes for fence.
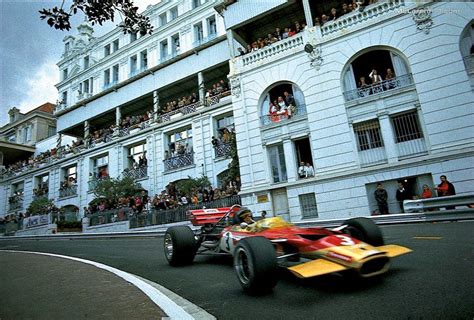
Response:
[88,208,132,226]
[403,193,474,213]
[129,195,242,229]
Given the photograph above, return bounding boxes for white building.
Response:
[1,0,473,222]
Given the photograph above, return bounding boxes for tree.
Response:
[174,176,211,197]
[92,176,143,206]
[39,0,154,35]
[26,197,55,216]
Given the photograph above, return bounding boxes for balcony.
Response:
[320,0,406,37]
[206,90,231,107]
[396,138,427,159]
[158,101,203,123]
[122,166,148,180]
[241,33,304,68]
[77,92,92,101]
[343,74,414,102]
[59,184,78,199]
[261,103,307,126]
[8,195,23,211]
[164,152,194,171]
[214,142,232,159]
[358,147,388,167]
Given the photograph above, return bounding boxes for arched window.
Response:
[460,22,474,77]
[343,49,412,101]
[260,82,306,125]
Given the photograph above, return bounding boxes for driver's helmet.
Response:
[235,207,252,224]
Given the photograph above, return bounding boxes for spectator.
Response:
[435,175,456,210]
[396,182,411,212]
[374,183,389,215]
[421,184,433,199]
[237,47,245,56]
[369,69,382,84]
[298,161,306,178]
[304,162,315,177]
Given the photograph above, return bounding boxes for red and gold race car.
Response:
[164,205,412,294]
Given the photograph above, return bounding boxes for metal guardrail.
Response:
[403,193,474,213]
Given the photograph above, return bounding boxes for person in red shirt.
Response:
[421,184,433,199]
[435,175,456,210]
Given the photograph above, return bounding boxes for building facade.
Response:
[0,0,473,222]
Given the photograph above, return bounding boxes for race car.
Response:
[163,205,412,294]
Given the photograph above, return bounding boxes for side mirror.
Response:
[240,222,248,229]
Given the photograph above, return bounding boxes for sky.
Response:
[0,0,157,127]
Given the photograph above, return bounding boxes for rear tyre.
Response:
[164,226,197,266]
[343,217,384,246]
[233,237,279,295]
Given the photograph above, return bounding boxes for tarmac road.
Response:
[1,221,473,320]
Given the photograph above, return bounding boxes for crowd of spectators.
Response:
[33,185,49,198]
[315,1,379,26]
[267,91,297,122]
[86,179,241,217]
[356,67,399,96]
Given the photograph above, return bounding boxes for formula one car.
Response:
[163,205,411,294]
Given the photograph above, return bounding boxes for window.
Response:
[160,40,169,59]
[260,82,306,125]
[62,69,68,81]
[299,193,318,218]
[194,23,204,44]
[170,6,178,20]
[130,32,138,43]
[37,175,49,190]
[112,64,119,83]
[65,42,70,52]
[168,128,193,154]
[140,50,148,70]
[391,111,423,143]
[113,39,119,52]
[268,144,287,183]
[354,120,384,151]
[128,144,146,168]
[62,91,68,104]
[294,138,313,178]
[207,15,217,36]
[104,69,110,85]
[159,12,167,26]
[171,34,180,55]
[83,79,90,94]
[66,166,77,182]
[93,154,109,179]
[130,55,138,75]
[48,126,56,137]
[192,0,201,9]
[104,44,111,57]
[83,56,90,69]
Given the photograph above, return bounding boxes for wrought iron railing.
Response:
[206,90,231,106]
[122,166,148,180]
[8,196,23,211]
[214,142,232,158]
[88,208,132,226]
[163,152,194,171]
[261,103,307,126]
[343,74,414,101]
[59,185,78,198]
[129,195,242,229]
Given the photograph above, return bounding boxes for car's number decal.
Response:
[224,231,231,251]
[336,235,356,246]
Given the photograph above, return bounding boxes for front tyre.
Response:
[343,217,384,246]
[164,226,197,266]
[233,237,279,295]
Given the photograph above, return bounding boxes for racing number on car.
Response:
[336,235,355,246]
[224,231,231,251]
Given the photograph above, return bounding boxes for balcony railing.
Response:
[396,138,427,158]
[77,92,92,101]
[59,184,78,198]
[261,103,307,126]
[463,54,473,74]
[122,166,148,180]
[8,196,23,211]
[158,101,202,123]
[320,0,405,37]
[214,142,232,159]
[242,33,304,67]
[206,90,231,107]
[358,147,388,167]
[164,152,194,171]
[343,74,414,102]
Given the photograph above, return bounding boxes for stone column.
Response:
[302,0,314,28]
[226,29,236,58]
[84,120,90,138]
[116,106,121,126]
[198,72,205,103]
[378,112,398,163]
[153,90,159,121]
[283,139,297,182]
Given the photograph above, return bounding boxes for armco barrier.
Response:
[403,193,474,213]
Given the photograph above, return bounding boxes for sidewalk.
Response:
[0,250,210,320]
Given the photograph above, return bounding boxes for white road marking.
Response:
[0,250,214,320]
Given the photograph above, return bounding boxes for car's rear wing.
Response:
[188,206,240,226]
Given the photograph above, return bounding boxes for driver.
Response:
[235,207,257,231]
